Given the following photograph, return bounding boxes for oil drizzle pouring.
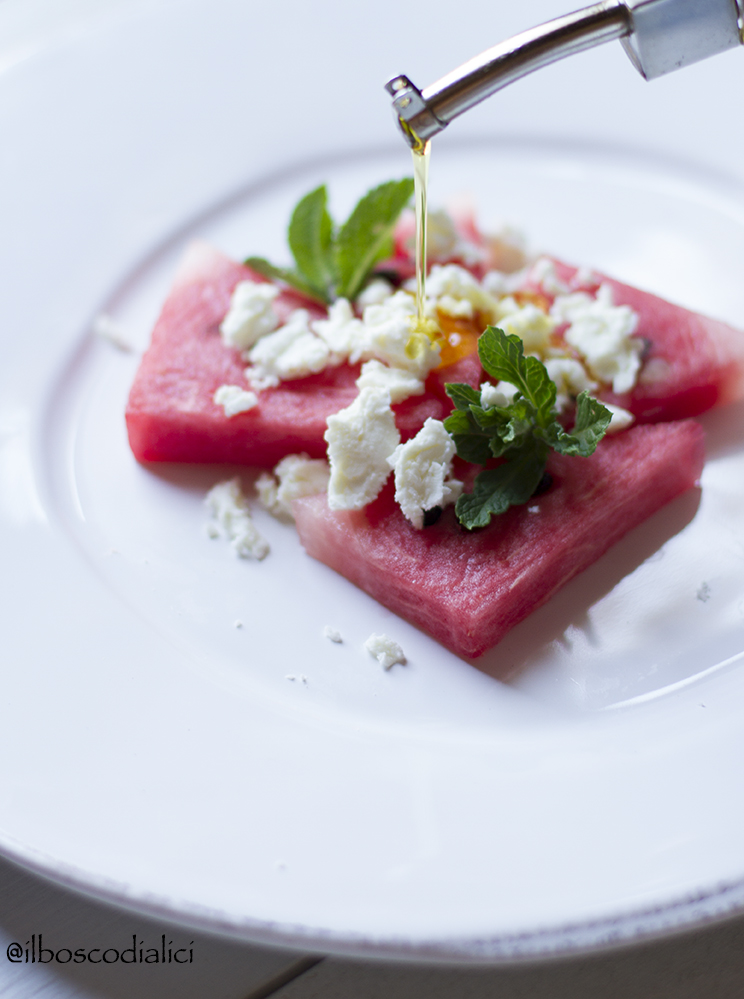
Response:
[406,141,440,359]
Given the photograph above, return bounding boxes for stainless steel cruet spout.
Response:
[386,0,744,148]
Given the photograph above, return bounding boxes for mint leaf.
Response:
[335,178,414,301]
[444,331,613,528]
[455,441,548,530]
[443,409,492,464]
[445,382,483,412]
[542,391,612,457]
[478,327,556,425]
[243,256,326,305]
[288,185,335,302]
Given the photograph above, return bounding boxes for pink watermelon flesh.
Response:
[531,259,744,422]
[125,243,446,467]
[293,421,705,659]
[126,242,742,469]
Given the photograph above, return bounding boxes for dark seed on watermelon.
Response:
[423,506,443,527]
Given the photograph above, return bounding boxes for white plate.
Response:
[3,0,744,963]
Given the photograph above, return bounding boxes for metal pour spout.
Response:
[386,0,744,148]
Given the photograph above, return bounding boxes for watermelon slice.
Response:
[125,243,446,467]
[531,258,744,422]
[293,421,705,659]
[126,243,743,470]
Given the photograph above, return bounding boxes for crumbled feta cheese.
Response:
[323,625,343,643]
[360,291,441,377]
[543,357,597,412]
[246,309,330,389]
[356,359,425,403]
[480,381,518,409]
[257,453,331,520]
[552,284,642,393]
[93,313,134,351]
[482,266,532,297]
[497,303,556,356]
[220,280,280,350]
[424,209,460,259]
[530,257,570,296]
[388,418,463,529]
[422,263,499,320]
[213,384,259,416]
[603,402,635,433]
[205,478,269,560]
[355,278,394,309]
[485,224,529,274]
[570,266,600,290]
[311,298,365,363]
[325,387,400,510]
[364,633,406,670]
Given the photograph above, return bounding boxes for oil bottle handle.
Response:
[386,0,743,148]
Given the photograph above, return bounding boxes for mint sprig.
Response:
[444,327,612,530]
[245,179,414,305]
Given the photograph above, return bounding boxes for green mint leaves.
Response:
[444,327,612,530]
[246,179,414,306]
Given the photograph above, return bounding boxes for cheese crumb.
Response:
[388,418,463,529]
[497,303,556,356]
[530,257,570,296]
[220,280,279,350]
[422,263,499,320]
[246,309,330,389]
[356,359,425,403]
[551,285,642,393]
[311,298,365,363]
[213,384,259,416]
[93,313,134,352]
[364,633,406,670]
[356,278,394,309]
[543,358,597,412]
[480,381,518,408]
[323,625,343,643]
[603,402,635,433]
[360,291,441,377]
[257,454,331,520]
[325,387,400,510]
[205,478,269,560]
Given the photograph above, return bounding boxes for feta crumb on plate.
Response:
[93,313,134,352]
[213,384,259,416]
[323,625,343,643]
[220,279,279,350]
[257,453,331,520]
[364,633,406,670]
[205,478,269,561]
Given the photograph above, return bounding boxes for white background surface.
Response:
[2,0,744,994]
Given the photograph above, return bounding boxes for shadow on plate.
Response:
[470,486,702,684]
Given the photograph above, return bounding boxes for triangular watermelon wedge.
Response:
[293,421,705,659]
[125,243,446,468]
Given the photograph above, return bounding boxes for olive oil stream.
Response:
[406,142,440,359]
